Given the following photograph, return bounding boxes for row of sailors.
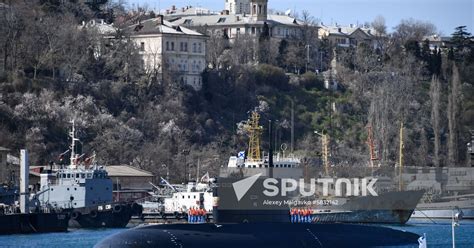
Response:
[188,207,207,223]
[290,208,313,223]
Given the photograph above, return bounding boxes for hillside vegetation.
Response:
[0,1,473,182]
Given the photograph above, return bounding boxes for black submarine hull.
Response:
[216,209,415,224]
[94,222,420,248]
[0,212,69,234]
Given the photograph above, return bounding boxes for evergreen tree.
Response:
[451,26,473,61]
[404,40,421,58]
[447,64,462,166]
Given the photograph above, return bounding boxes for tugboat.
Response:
[35,120,142,228]
[0,150,69,234]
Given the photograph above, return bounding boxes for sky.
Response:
[123,0,473,35]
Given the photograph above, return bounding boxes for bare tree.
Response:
[430,74,441,166]
[371,15,388,53]
[393,18,437,43]
[371,15,387,35]
[231,34,257,65]
[206,30,229,69]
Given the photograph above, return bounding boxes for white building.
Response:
[318,23,378,49]
[225,0,250,15]
[125,16,208,90]
[168,0,310,41]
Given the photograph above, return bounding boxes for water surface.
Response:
[0,220,472,247]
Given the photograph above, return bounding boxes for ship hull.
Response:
[411,198,474,219]
[65,202,142,228]
[94,222,420,248]
[411,208,474,219]
[217,175,424,225]
[313,209,414,224]
[0,212,69,234]
[217,209,414,224]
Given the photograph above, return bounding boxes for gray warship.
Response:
[34,120,142,228]
[405,166,474,220]
[215,112,423,224]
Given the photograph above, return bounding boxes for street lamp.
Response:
[161,164,169,182]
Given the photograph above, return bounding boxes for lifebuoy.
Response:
[113,205,123,213]
[90,210,98,218]
[71,211,81,220]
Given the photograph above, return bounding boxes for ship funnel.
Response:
[20,149,30,214]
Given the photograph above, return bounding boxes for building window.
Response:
[237,28,241,36]
[198,43,202,53]
[180,42,188,52]
[193,43,197,53]
[166,41,169,51]
[171,42,175,51]
[140,42,145,51]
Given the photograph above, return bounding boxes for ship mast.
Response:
[244,112,263,161]
[398,121,404,191]
[69,120,80,169]
[322,132,329,175]
[366,125,378,168]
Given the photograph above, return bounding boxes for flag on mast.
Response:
[200,172,210,183]
[58,149,70,162]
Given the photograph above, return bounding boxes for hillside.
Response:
[0,1,473,182]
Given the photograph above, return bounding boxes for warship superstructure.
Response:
[36,120,142,228]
